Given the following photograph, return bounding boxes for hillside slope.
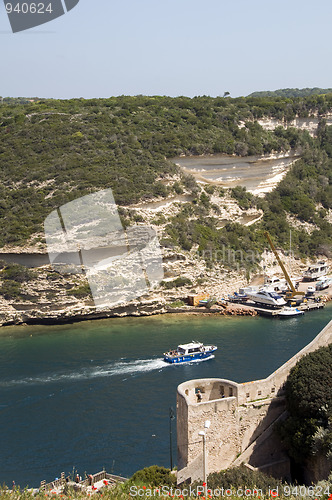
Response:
[248,87,332,98]
[0,94,331,266]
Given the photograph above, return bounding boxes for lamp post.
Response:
[169,407,175,470]
[198,420,210,498]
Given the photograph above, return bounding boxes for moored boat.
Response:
[278,306,304,318]
[303,261,329,281]
[163,341,217,364]
[264,275,288,292]
[227,291,248,303]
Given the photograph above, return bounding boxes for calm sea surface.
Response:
[0,306,331,488]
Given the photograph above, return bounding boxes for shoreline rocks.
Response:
[0,251,330,329]
[0,298,258,328]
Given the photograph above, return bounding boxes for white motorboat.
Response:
[164,341,217,364]
[303,261,329,281]
[278,306,304,318]
[264,276,288,291]
[264,275,298,292]
[246,290,287,308]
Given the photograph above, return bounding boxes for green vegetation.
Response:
[161,277,193,289]
[1,262,36,282]
[248,88,332,98]
[164,127,332,263]
[0,279,22,300]
[230,186,257,210]
[68,281,92,299]
[0,94,331,261]
[258,144,332,256]
[278,345,332,466]
[168,300,186,308]
[1,466,331,499]
[0,263,36,300]
[165,201,263,272]
[1,97,40,104]
[129,465,176,487]
[205,464,282,491]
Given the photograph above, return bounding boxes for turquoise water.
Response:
[0,306,331,488]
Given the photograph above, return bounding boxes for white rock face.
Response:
[174,151,301,196]
[257,113,332,137]
[250,155,300,196]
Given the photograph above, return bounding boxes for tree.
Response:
[278,345,332,464]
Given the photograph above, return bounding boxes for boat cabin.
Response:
[177,342,204,355]
[257,290,282,299]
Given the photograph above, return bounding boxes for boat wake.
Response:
[0,358,168,387]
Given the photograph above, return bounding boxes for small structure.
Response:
[187,294,209,307]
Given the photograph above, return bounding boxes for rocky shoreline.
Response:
[1,248,331,328]
[4,285,329,330]
[1,158,331,331]
[0,292,259,329]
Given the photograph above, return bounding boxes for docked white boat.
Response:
[278,306,304,318]
[163,341,217,364]
[264,276,288,292]
[264,275,298,292]
[303,261,329,281]
[246,290,286,308]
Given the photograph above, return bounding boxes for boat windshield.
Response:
[178,347,185,354]
[269,292,282,299]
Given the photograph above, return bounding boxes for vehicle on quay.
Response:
[246,289,287,308]
[315,277,332,291]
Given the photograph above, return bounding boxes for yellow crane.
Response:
[264,231,304,299]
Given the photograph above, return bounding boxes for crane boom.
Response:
[264,231,304,297]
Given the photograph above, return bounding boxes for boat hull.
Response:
[164,348,217,364]
[278,308,304,318]
[246,294,286,308]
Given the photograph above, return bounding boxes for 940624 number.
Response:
[5,3,53,14]
[282,485,331,496]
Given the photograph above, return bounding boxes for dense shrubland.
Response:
[0,94,331,259]
[278,345,332,477]
[205,464,282,491]
[0,261,36,299]
[249,87,332,98]
[1,465,331,498]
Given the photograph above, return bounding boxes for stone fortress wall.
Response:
[176,319,332,484]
